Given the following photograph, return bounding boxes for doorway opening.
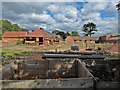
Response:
[39,37,43,45]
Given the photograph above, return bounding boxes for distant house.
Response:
[23,28,59,46]
[65,36,99,44]
[99,33,116,43]
[105,36,120,43]
[2,31,28,42]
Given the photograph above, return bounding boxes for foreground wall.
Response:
[1,59,94,89]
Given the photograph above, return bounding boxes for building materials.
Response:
[71,46,80,51]
[42,54,105,59]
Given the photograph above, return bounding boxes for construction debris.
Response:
[105,43,120,53]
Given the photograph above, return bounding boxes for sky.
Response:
[1,0,119,36]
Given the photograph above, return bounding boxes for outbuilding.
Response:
[23,28,59,46]
[65,36,99,44]
[2,31,28,42]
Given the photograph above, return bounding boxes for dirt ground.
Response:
[1,41,114,53]
[1,41,87,52]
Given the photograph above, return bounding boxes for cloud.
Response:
[2,2,118,36]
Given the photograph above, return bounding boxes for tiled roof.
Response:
[2,31,28,38]
[71,36,99,41]
[24,29,50,37]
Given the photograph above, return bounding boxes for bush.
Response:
[16,40,23,45]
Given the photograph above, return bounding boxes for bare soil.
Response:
[105,43,120,53]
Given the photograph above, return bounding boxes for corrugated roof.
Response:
[2,31,28,38]
[44,30,54,37]
[70,36,99,41]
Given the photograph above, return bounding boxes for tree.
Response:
[0,20,14,34]
[66,31,71,36]
[12,24,22,31]
[56,31,67,39]
[40,27,44,30]
[52,30,60,34]
[0,19,23,34]
[82,22,98,37]
[71,31,79,36]
[52,30,67,39]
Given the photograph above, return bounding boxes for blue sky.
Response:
[2,0,119,36]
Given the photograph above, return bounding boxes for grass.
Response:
[1,48,33,66]
[95,43,113,47]
[44,42,113,50]
[44,42,87,50]
[2,48,33,57]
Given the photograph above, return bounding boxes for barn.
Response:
[65,36,99,44]
[2,31,28,42]
[24,28,59,46]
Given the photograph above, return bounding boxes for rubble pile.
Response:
[105,43,120,53]
[83,59,120,81]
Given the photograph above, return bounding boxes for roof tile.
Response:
[2,31,28,38]
[24,29,50,37]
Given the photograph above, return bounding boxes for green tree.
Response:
[52,30,60,34]
[0,20,23,34]
[66,31,71,36]
[0,20,14,34]
[52,30,67,39]
[82,22,98,37]
[71,31,79,36]
[56,31,67,39]
[13,24,22,31]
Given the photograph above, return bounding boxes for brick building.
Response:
[105,36,120,43]
[2,31,28,42]
[99,33,116,43]
[65,36,99,44]
[23,29,59,46]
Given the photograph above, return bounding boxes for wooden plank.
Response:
[18,64,45,70]
[48,69,76,77]
[17,60,45,64]
[18,70,45,79]
[48,64,75,70]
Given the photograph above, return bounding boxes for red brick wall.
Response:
[65,36,96,44]
[74,40,95,43]
[80,40,84,43]
[2,37,24,42]
[65,36,74,44]
[106,40,118,43]
[100,33,116,42]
